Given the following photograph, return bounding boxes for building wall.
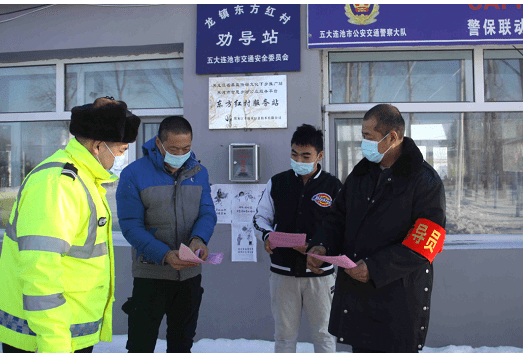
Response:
[1,4,523,349]
[429,249,523,348]
[0,3,322,184]
[1,244,522,348]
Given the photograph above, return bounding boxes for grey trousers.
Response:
[269,272,337,353]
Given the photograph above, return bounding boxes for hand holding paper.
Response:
[306,246,327,274]
[306,253,358,269]
[264,238,273,254]
[189,237,209,261]
[345,259,370,283]
[292,244,309,254]
[179,243,224,264]
[268,232,306,249]
[164,250,199,270]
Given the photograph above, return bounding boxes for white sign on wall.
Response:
[209,75,287,129]
[211,184,233,224]
[231,222,257,262]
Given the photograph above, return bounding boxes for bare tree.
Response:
[114,62,129,101]
[368,62,375,102]
[28,75,56,111]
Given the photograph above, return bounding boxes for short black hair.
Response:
[363,104,405,139]
[291,124,324,153]
[158,116,193,142]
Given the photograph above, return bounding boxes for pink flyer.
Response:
[179,243,224,264]
[306,253,357,269]
[268,232,307,249]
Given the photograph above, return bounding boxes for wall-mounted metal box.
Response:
[229,143,260,182]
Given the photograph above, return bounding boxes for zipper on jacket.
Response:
[295,177,310,236]
[173,178,178,243]
[170,165,201,278]
[172,177,180,278]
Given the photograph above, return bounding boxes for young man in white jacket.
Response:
[253,124,342,353]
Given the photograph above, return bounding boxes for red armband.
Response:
[402,218,445,263]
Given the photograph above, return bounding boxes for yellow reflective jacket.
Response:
[0,138,118,353]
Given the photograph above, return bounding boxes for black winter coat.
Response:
[253,165,342,277]
[317,137,446,352]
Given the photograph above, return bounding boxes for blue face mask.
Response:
[290,158,316,176]
[161,142,191,169]
[104,142,126,178]
[361,133,391,163]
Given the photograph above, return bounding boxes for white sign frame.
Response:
[209,75,287,129]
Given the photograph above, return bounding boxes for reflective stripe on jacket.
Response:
[0,138,117,353]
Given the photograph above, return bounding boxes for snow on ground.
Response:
[91,335,522,353]
[2,336,522,353]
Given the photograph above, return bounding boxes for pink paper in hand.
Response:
[306,253,357,269]
[179,244,223,264]
[197,249,224,265]
[268,232,306,250]
[179,244,204,263]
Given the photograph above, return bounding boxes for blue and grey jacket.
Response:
[116,136,217,281]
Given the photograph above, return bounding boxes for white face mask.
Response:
[290,154,319,176]
[160,142,191,169]
[361,133,392,163]
[104,142,126,177]
[291,158,315,176]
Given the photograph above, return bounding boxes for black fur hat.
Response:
[70,96,141,143]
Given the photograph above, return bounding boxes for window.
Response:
[459,112,523,234]
[144,123,161,142]
[335,116,362,178]
[65,59,183,110]
[334,112,523,235]
[327,47,523,236]
[0,53,183,233]
[0,66,56,113]
[0,121,70,229]
[329,51,473,104]
[484,49,523,102]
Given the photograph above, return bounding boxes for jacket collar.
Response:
[142,136,200,173]
[353,137,423,178]
[66,138,118,184]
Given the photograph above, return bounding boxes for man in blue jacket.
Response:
[116,116,217,353]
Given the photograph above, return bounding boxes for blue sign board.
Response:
[308,4,523,48]
[197,4,300,75]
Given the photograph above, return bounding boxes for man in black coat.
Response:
[307,104,446,353]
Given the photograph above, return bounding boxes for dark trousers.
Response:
[2,343,93,353]
[352,348,386,353]
[123,275,204,353]
[352,347,418,353]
